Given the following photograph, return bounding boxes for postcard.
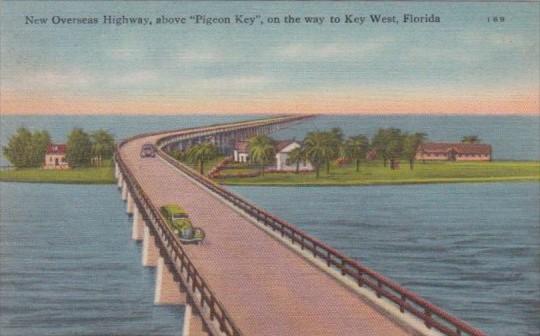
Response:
[1,1,539,336]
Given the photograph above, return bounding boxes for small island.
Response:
[0,127,116,184]
[170,127,540,187]
[1,125,539,186]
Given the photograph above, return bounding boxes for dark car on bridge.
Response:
[140,143,156,158]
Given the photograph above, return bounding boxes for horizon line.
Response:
[1,111,539,117]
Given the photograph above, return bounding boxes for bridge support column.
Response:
[132,208,144,241]
[126,193,134,215]
[121,180,128,201]
[154,256,185,305]
[117,172,123,188]
[114,162,119,179]
[142,225,159,267]
[182,304,206,336]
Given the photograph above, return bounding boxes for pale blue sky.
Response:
[1,1,539,114]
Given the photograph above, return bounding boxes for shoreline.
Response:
[219,176,540,187]
[1,175,538,187]
[2,160,538,187]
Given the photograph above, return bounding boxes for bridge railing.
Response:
[115,150,244,336]
[155,128,486,336]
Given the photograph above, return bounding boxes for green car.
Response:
[160,204,205,245]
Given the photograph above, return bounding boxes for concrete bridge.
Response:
[114,115,485,336]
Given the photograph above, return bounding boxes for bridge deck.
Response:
[121,133,411,336]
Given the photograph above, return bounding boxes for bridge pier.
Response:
[114,162,119,179]
[121,180,128,201]
[142,225,159,267]
[154,256,186,305]
[131,208,144,241]
[117,172,123,189]
[182,304,206,336]
[126,193,134,215]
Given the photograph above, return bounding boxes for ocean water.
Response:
[1,115,539,336]
[0,182,185,336]
[230,182,540,336]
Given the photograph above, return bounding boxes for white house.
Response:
[44,144,69,169]
[275,140,313,172]
[233,141,249,163]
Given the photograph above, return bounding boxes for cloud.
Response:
[110,48,138,61]
[462,32,536,49]
[404,48,479,65]
[2,70,95,91]
[275,39,393,61]
[109,70,159,86]
[177,49,225,63]
[190,75,275,91]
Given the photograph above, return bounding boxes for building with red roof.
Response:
[44,144,70,169]
[416,143,492,161]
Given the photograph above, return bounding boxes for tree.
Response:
[342,135,369,172]
[372,128,402,168]
[304,131,333,178]
[169,148,186,162]
[461,135,481,144]
[386,138,404,170]
[2,127,51,168]
[91,130,115,166]
[248,135,275,176]
[66,128,92,168]
[286,146,306,174]
[186,142,218,175]
[29,130,51,167]
[326,128,344,174]
[3,127,33,168]
[403,132,427,170]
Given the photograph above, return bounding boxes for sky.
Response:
[1,1,539,115]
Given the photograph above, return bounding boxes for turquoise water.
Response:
[230,182,540,336]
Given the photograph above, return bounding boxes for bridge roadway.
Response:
[117,116,484,336]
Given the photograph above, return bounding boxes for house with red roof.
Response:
[44,144,70,169]
[416,143,492,161]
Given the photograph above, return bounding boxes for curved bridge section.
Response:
[114,115,485,336]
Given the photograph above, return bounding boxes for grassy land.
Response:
[181,155,225,175]
[218,161,540,186]
[0,164,115,184]
[1,159,538,187]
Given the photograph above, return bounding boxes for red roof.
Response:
[234,141,249,152]
[46,144,67,155]
[418,143,491,155]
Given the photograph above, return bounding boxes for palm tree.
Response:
[286,146,306,174]
[326,128,344,174]
[187,142,219,175]
[304,131,333,178]
[461,135,481,144]
[343,135,369,172]
[248,135,275,176]
[372,128,403,168]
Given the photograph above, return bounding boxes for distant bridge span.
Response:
[114,115,485,336]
